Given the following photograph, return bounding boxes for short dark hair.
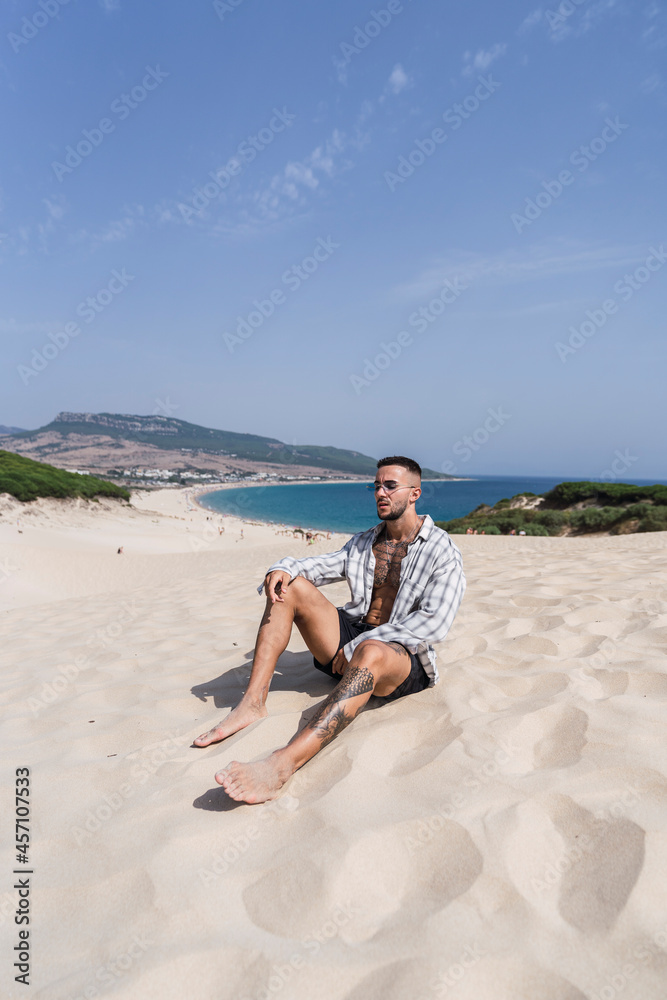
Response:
[377,455,422,479]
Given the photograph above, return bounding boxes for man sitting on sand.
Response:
[194,456,466,803]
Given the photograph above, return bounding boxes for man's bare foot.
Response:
[193,701,267,747]
[215,752,294,804]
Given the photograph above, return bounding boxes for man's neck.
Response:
[383,512,424,543]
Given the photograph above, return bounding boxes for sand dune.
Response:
[1,489,666,999]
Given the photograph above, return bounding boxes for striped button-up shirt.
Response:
[257,514,465,685]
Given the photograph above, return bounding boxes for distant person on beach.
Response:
[195,456,466,804]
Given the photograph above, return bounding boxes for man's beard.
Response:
[378,498,409,521]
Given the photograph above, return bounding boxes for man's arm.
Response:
[341,546,466,660]
[256,542,350,596]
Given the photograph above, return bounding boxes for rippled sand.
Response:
[2,490,666,1000]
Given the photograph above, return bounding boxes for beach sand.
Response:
[2,487,667,999]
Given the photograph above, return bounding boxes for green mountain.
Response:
[0,450,130,503]
[436,481,667,536]
[8,412,453,479]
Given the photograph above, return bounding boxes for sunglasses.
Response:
[366,482,414,496]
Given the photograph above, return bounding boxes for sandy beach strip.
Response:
[1,487,667,999]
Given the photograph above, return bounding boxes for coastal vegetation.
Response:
[436,481,667,536]
[0,450,130,503]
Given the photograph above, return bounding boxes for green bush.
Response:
[533,510,568,531]
[0,450,130,503]
[544,481,667,508]
[569,507,624,531]
[638,508,667,532]
[478,524,501,535]
[437,480,667,537]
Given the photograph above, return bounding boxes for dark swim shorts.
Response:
[313,608,430,702]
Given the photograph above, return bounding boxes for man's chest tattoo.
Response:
[372,537,409,589]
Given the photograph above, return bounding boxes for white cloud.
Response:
[641,72,665,94]
[333,56,348,86]
[387,63,410,94]
[394,242,651,300]
[241,130,348,223]
[160,130,353,238]
[517,8,543,34]
[462,42,507,76]
[68,205,145,250]
[549,0,622,43]
[641,0,667,48]
[43,196,67,221]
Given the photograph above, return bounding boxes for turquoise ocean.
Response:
[198,476,667,536]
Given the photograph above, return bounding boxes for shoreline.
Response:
[189,476,473,533]
[188,479,357,533]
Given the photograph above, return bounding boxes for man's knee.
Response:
[351,640,387,671]
[287,576,319,614]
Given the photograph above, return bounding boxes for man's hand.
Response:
[264,570,292,603]
[331,648,349,676]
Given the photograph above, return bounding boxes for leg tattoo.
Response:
[305,665,375,750]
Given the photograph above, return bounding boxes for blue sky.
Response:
[1,0,665,478]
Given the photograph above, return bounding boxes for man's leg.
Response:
[215,639,412,803]
[194,577,341,746]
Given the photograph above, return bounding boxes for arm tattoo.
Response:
[306,665,375,749]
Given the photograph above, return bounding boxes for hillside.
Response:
[3,412,452,480]
[0,450,130,503]
[437,481,667,536]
